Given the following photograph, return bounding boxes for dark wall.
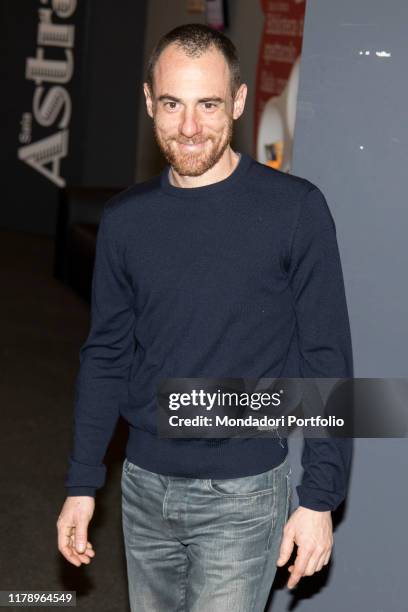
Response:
[1,0,147,235]
[80,0,147,187]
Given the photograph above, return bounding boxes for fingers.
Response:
[322,548,332,567]
[73,525,89,554]
[279,507,334,590]
[276,526,295,567]
[314,549,330,573]
[70,534,95,562]
[304,551,324,576]
[287,547,313,589]
[57,522,95,567]
[286,546,332,589]
[58,524,83,567]
[307,543,333,574]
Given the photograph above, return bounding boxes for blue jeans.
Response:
[121,454,292,612]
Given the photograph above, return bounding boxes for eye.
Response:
[202,102,217,110]
[164,101,178,111]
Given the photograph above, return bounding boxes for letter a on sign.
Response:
[17,130,68,187]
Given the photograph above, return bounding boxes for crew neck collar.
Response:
[160,151,252,198]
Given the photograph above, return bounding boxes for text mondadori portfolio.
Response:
[168,415,345,427]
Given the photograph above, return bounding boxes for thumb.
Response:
[276,530,294,566]
[74,524,88,554]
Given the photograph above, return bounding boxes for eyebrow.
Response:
[157,94,224,104]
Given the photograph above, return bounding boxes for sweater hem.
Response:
[126,425,288,479]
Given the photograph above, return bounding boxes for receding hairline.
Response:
[151,42,232,83]
[156,40,229,62]
[145,25,241,98]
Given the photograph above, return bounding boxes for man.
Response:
[57,24,353,612]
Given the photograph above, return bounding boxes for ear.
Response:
[143,83,154,118]
[232,83,248,120]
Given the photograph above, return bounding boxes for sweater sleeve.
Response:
[287,186,354,512]
[64,207,136,497]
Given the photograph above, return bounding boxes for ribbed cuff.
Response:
[66,487,96,497]
[64,455,107,490]
[296,484,344,512]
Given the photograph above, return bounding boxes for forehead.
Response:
[153,43,230,97]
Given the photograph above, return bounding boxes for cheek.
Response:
[183,120,222,141]
[206,114,231,134]
[155,112,179,134]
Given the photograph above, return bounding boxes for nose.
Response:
[179,107,202,140]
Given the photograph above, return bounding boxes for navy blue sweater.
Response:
[64,152,353,511]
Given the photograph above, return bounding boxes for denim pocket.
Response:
[207,475,275,497]
[207,457,288,498]
[122,457,131,475]
[123,457,141,476]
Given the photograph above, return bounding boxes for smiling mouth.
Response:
[176,140,207,150]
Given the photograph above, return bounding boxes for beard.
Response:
[153,116,233,177]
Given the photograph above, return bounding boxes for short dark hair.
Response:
[145,23,241,98]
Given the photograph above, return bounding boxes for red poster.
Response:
[254,0,306,171]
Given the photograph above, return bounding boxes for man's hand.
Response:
[276,506,333,589]
[57,497,96,567]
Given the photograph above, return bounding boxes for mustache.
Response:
[173,138,210,145]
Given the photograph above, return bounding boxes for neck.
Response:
[169,147,241,188]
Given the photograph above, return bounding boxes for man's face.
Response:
[144,43,247,176]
